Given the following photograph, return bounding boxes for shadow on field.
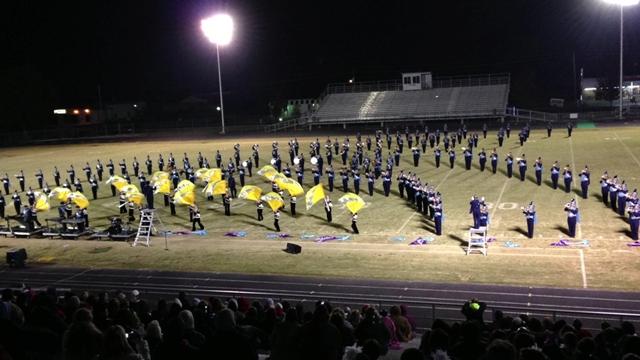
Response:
[238,219,271,230]
[321,221,351,232]
[593,194,604,202]
[450,234,467,246]
[510,226,529,237]
[617,229,632,238]
[554,225,570,236]
[544,179,557,189]
[573,189,584,198]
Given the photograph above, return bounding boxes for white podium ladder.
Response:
[133,209,156,247]
[467,226,488,256]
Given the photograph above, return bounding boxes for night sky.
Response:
[2,0,639,126]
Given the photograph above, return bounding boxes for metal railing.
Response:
[22,281,638,333]
[324,73,511,95]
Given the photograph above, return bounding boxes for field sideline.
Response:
[1,126,640,291]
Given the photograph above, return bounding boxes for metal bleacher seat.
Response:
[315,83,509,122]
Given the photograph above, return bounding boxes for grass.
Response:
[1,127,640,291]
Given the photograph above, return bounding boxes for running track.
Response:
[1,265,639,331]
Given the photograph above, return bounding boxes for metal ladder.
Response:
[133,209,156,247]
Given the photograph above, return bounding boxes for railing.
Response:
[30,282,638,333]
[324,73,511,95]
[311,109,507,124]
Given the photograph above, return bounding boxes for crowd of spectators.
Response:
[0,287,638,360]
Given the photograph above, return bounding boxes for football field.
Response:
[1,126,640,291]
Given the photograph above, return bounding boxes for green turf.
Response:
[1,127,640,291]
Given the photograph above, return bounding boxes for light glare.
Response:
[53,109,66,114]
[602,0,639,6]
[201,14,234,46]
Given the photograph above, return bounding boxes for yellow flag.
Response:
[173,190,196,206]
[34,191,50,211]
[127,192,145,206]
[204,180,228,196]
[120,184,140,194]
[154,178,171,195]
[338,193,365,214]
[49,187,71,202]
[106,175,129,191]
[151,171,170,182]
[260,192,284,212]
[305,184,325,210]
[195,168,210,180]
[175,180,195,194]
[204,168,222,183]
[257,165,277,176]
[238,185,262,201]
[278,178,304,197]
[68,191,90,209]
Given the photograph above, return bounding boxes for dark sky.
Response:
[2,0,639,123]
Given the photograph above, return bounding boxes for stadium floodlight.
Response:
[601,0,639,119]
[201,14,234,134]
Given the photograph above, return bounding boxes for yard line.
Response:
[568,137,582,239]
[579,249,588,289]
[396,168,454,234]
[490,179,509,220]
[613,132,640,168]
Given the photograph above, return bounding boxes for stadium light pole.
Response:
[201,14,234,134]
[602,0,639,120]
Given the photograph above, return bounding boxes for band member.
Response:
[0,190,5,219]
[522,202,536,238]
[564,199,579,238]
[12,191,21,215]
[351,213,359,234]
[324,196,333,222]
[146,155,153,175]
[191,205,204,230]
[567,121,573,137]
[628,203,640,241]
[534,157,543,186]
[290,196,297,216]
[90,176,99,200]
[505,153,513,178]
[16,170,26,192]
[35,169,44,189]
[106,159,115,176]
[478,149,487,172]
[434,147,441,168]
[490,149,498,174]
[518,155,527,182]
[257,200,264,221]
[463,148,472,170]
[580,169,590,199]
[83,162,92,182]
[223,192,231,216]
[434,195,443,235]
[600,171,610,206]
[2,173,10,194]
[563,165,572,193]
[448,149,456,169]
[547,121,553,137]
[550,161,560,190]
[274,210,281,232]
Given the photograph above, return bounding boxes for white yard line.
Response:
[614,132,640,167]
[568,137,583,239]
[490,179,509,220]
[579,249,588,289]
[396,168,454,233]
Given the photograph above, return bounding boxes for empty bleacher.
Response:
[314,74,509,123]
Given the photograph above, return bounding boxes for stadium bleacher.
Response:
[314,75,510,124]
